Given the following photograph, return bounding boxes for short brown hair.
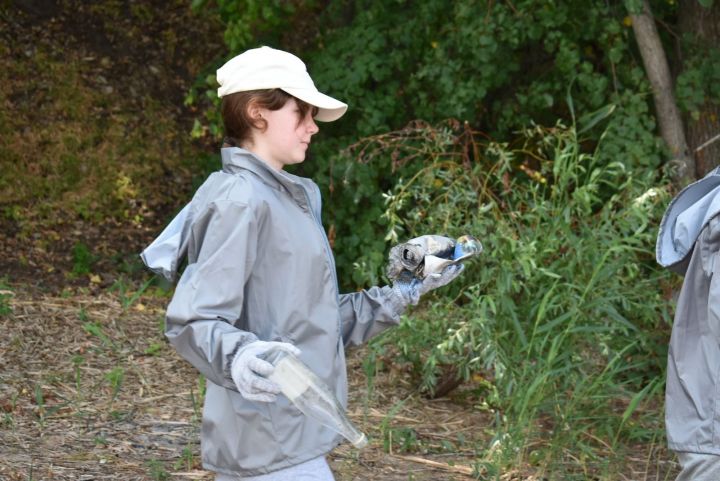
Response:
[221,89,316,147]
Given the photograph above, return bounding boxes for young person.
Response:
[657,167,720,481]
[141,46,464,480]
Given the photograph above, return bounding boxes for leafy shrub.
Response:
[189,0,674,288]
[675,37,720,120]
[360,118,676,475]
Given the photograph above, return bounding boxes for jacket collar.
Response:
[657,166,720,274]
[220,147,317,215]
[140,148,322,282]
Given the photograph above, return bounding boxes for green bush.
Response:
[362,118,675,476]
[189,0,674,289]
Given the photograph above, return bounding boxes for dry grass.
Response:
[0,286,682,480]
[0,286,495,481]
[1,288,200,480]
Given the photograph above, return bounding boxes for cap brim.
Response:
[281,87,348,122]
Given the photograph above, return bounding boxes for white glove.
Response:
[391,263,465,307]
[230,340,301,402]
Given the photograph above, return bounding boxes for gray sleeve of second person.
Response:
[339,286,406,346]
[165,199,260,389]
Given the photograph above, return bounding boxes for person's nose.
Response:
[306,115,319,135]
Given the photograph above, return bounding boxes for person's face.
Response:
[248,98,319,171]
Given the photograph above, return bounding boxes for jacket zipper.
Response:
[300,187,343,340]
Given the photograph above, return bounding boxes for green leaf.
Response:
[621,380,655,425]
[578,104,617,134]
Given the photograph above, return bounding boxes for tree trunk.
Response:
[678,0,720,178]
[630,0,694,186]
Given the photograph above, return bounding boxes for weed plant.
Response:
[146,458,170,481]
[109,275,156,310]
[0,278,13,316]
[71,242,95,277]
[105,367,125,404]
[357,119,677,477]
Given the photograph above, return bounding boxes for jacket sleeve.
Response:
[165,199,259,389]
[338,286,407,346]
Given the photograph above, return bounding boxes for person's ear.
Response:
[248,102,263,122]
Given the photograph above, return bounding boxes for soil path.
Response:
[0,287,487,481]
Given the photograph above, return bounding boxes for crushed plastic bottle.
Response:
[387,234,483,282]
[265,350,368,449]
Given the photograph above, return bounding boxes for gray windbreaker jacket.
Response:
[656,167,720,454]
[142,148,404,476]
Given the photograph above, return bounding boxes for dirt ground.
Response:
[0,0,225,291]
[0,286,683,481]
[0,286,494,481]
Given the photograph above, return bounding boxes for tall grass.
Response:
[355,119,676,477]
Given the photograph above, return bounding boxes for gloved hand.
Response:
[230,340,301,402]
[391,263,465,307]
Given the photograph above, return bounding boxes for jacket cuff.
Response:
[387,284,411,316]
[224,333,259,385]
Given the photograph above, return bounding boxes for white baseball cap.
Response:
[216,46,348,122]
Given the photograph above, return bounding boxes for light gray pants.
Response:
[215,456,335,481]
[675,452,720,481]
